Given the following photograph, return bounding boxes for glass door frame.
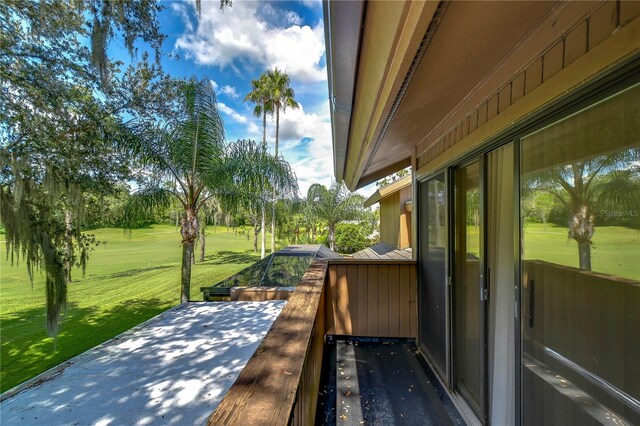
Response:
[416,172,452,386]
[449,156,489,424]
[415,57,640,426]
[513,60,640,426]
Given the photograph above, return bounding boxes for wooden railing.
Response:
[207,258,417,425]
[206,260,328,425]
[326,259,417,338]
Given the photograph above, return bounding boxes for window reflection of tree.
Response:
[521,83,640,274]
[524,149,640,272]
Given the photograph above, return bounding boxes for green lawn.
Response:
[523,223,640,280]
[2,223,636,393]
[465,223,639,279]
[0,225,265,392]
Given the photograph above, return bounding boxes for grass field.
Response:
[523,223,640,280]
[466,223,639,280]
[2,223,637,394]
[0,225,265,392]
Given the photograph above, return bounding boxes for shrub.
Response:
[335,223,370,254]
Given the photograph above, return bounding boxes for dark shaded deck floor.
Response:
[316,338,465,426]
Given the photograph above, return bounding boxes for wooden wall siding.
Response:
[399,185,413,248]
[207,261,328,426]
[380,192,400,247]
[399,212,411,249]
[399,186,412,211]
[522,260,640,423]
[417,0,640,170]
[326,262,417,338]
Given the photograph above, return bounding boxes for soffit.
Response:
[356,1,558,188]
[343,0,438,189]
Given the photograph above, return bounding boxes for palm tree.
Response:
[196,197,219,262]
[225,139,298,258]
[244,73,272,150]
[267,67,299,157]
[527,149,640,270]
[307,181,362,251]
[244,73,273,256]
[126,76,226,302]
[266,68,299,254]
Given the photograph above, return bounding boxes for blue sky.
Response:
[112,0,375,197]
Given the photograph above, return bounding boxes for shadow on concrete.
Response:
[1,302,285,426]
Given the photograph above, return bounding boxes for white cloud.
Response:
[246,121,260,135]
[274,103,333,196]
[218,102,247,123]
[173,1,326,83]
[171,3,194,33]
[218,102,260,137]
[275,103,379,198]
[220,85,238,98]
[210,80,219,90]
[301,0,322,9]
[260,4,303,26]
[285,11,303,26]
[219,100,369,197]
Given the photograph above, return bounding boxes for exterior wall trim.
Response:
[416,13,640,180]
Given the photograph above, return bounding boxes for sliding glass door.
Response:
[418,173,448,380]
[520,83,640,425]
[453,160,487,421]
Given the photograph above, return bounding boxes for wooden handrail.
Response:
[207,260,328,425]
[329,258,416,265]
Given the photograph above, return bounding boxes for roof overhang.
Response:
[324,0,438,189]
[323,0,365,183]
[363,175,412,208]
[326,1,561,190]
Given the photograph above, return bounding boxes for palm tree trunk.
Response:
[275,105,280,157]
[329,225,335,251]
[569,205,594,271]
[181,241,193,303]
[180,209,198,303]
[271,208,276,255]
[578,241,591,270]
[253,216,259,252]
[262,108,267,149]
[199,225,206,262]
[271,105,280,256]
[261,202,266,259]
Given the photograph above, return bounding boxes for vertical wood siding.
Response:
[417,0,640,170]
[326,261,417,338]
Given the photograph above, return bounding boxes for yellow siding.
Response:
[379,192,400,247]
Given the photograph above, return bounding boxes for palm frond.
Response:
[124,186,174,229]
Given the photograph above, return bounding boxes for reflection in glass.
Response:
[454,160,484,418]
[419,174,448,378]
[521,84,640,425]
